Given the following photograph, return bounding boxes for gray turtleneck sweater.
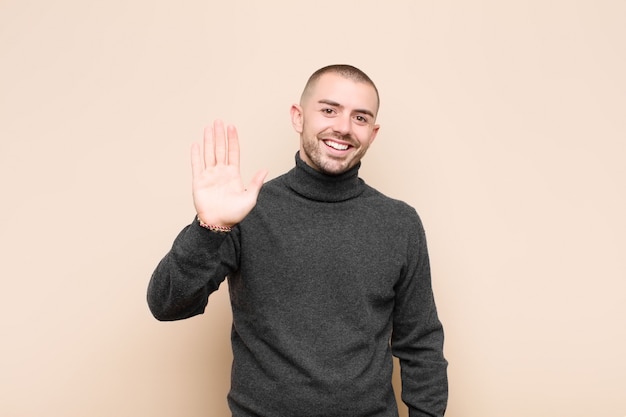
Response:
[148,154,448,417]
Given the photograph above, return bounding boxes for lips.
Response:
[323,139,351,151]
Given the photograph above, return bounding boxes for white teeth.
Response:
[324,140,349,150]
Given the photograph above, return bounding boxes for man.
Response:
[148,64,448,417]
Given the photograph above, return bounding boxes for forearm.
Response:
[393,213,448,416]
[147,219,237,321]
[395,313,448,417]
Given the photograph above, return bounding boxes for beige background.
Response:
[1,1,624,416]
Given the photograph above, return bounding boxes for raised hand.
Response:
[191,120,268,227]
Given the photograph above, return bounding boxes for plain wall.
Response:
[1,1,624,416]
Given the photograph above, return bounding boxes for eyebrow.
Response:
[317,99,375,119]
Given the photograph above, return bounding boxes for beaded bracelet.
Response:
[197,216,233,233]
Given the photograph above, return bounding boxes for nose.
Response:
[333,114,351,136]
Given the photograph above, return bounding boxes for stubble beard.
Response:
[301,133,355,176]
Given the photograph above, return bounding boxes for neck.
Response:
[285,152,365,202]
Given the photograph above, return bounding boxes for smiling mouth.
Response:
[323,139,350,151]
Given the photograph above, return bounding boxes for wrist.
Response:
[196,216,233,233]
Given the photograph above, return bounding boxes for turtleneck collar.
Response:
[285,152,366,202]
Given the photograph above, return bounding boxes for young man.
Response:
[148,65,448,417]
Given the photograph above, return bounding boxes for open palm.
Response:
[191,120,267,227]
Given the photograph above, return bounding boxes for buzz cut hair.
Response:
[300,64,380,112]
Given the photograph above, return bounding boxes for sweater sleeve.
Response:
[147,218,239,321]
[391,211,448,417]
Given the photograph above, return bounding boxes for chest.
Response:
[234,198,408,311]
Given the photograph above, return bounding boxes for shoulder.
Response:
[362,183,423,225]
[257,172,289,200]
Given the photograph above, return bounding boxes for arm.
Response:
[392,212,448,417]
[147,120,267,321]
[147,219,236,321]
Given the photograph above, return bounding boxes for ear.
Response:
[368,124,380,145]
[290,104,303,134]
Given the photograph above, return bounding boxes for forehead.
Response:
[305,73,379,114]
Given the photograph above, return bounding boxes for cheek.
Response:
[355,129,376,146]
[304,113,334,133]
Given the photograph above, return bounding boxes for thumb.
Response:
[246,169,268,195]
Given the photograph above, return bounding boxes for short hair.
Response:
[300,64,380,112]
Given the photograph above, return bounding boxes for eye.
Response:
[321,108,336,116]
[354,114,370,124]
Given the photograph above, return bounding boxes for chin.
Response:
[302,146,353,174]
[319,160,351,175]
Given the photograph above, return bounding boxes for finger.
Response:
[246,169,269,195]
[227,124,240,167]
[203,125,216,167]
[213,119,227,165]
[191,142,202,179]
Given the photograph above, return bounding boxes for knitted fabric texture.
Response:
[148,153,448,417]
